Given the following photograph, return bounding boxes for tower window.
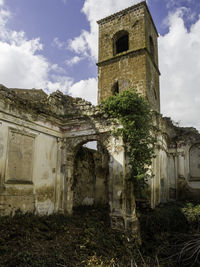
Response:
[149,36,154,58]
[113,31,129,55]
[116,35,129,54]
[112,81,119,95]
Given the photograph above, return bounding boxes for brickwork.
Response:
[98,52,147,100]
[97,1,160,112]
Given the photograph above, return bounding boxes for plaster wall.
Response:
[150,133,172,207]
[0,109,59,215]
[151,116,200,205]
[176,138,200,201]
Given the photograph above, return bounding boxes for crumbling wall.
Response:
[173,128,200,202]
[150,114,200,206]
[73,146,109,207]
[0,118,58,215]
[0,84,137,236]
[0,85,109,216]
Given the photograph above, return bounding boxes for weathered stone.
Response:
[97,1,160,112]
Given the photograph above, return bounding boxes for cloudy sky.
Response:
[0,0,200,130]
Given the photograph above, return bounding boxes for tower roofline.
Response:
[97,1,158,37]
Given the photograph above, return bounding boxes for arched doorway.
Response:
[73,141,109,209]
[62,134,139,234]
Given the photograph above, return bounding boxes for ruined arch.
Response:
[63,134,111,215]
[113,30,129,55]
[60,132,138,233]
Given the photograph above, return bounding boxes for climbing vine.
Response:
[102,90,155,183]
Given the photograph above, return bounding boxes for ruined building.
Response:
[0,1,200,234]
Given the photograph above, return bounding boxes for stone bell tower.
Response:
[97,1,160,112]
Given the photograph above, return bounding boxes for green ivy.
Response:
[102,90,155,183]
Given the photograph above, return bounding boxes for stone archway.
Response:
[60,133,139,235]
[62,133,111,216]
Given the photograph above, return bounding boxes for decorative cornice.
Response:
[97,48,160,75]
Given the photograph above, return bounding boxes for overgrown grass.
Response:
[0,202,200,266]
[0,206,138,266]
[138,201,200,266]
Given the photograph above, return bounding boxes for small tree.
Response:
[102,90,155,187]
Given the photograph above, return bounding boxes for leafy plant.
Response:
[182,202,200,231]
[102,90,155,186]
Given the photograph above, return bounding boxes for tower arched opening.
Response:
[113,30,129,55]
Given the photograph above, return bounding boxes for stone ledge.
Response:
[97,48,160,75]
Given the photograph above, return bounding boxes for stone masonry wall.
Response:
[98,4,146,63]
[98,53,147,101]
[97,1,160,112]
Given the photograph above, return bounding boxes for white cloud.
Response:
[68,30,90,56]
[68,0,144,61]
[0,3,49,90]
[0,4,74,94]
[52,37,67,49]
[0,41,47,88]
[65,56,83,66]
[46,75,73,94]
[50,64,66,75]
[68,78,97,104]
[0,0,4,6]
[159,9,200,130]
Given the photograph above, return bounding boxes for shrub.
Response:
[102,90,155,184]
